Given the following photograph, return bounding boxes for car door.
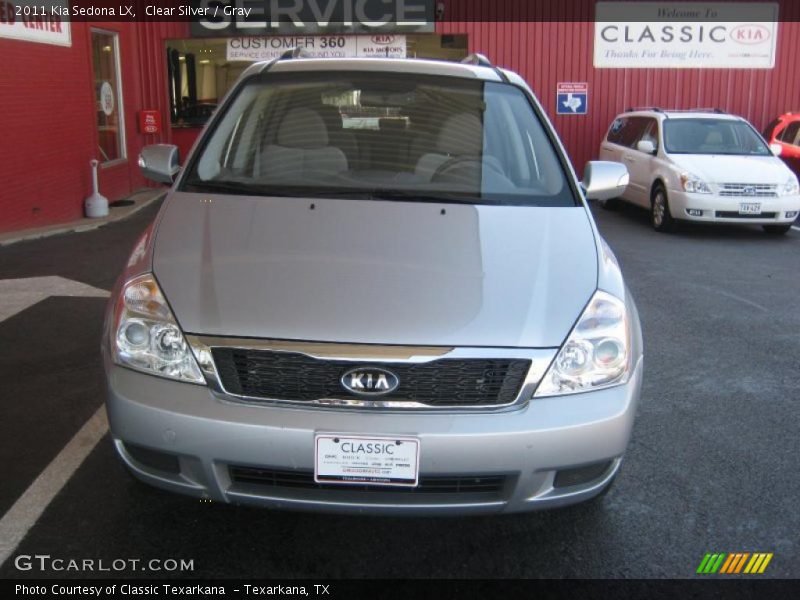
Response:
[600,116,646,203]
[618,117,653,207]
[776,120,800,178]
[600,116,628,163]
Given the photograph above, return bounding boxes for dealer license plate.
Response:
[314,434,420,487]
[739,202,762,215]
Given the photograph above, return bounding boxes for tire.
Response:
[650,184,675,232]
[597,197,620,211]
[763,224,792,235]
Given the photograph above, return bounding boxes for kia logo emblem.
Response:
[743,186,756,196]
[341,367,400,396]
[730,24,771,45]
[371,34,396,45]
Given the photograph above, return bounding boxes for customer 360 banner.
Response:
[594,2,779,69]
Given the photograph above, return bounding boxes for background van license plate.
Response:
[315,435,420,487]
[739,203,762,214]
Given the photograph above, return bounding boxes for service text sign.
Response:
[191,0,434,37]
[594,2,778,69]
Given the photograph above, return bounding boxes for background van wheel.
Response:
[598,197,620,210]
[651,185,675,232]
[763,224,791,235]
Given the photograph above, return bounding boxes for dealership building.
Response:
[1,0,798,233]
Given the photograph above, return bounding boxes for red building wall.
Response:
[439,0,800,176]
[0,20,188,233]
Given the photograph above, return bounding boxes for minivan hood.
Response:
[153,193,598,348]
[669,154,791,184]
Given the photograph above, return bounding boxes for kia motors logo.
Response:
[341,367,399,396]
[743,186,757,196]
[731,24,771,45]
[371,34,396,45]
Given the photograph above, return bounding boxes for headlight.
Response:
[534,291,631,397]
[781,177,799,196]
[680,172,712,194]
[111,273,205,384]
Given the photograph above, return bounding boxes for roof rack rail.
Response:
[254,46,312,74]
[461,52,510,82]
[280,47,312,60]
[461,53,493,67]
[659,108,726,113]
[626,107,664,113]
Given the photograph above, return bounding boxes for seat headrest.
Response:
[276,108,329,148]
[704,130,723,145]
[316,105,344,132]
[436,113,483,155]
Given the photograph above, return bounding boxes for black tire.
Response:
[650,184,675,232]
[597,197,620,210]
[763,224,792,235]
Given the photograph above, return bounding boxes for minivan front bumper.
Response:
[105,355,643,515]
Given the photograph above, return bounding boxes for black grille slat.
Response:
[229,466,507,495]
[714,211,777,219]
[212,348,530,407]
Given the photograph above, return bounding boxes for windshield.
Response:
[182,72,575,206]
[663,118,771,156]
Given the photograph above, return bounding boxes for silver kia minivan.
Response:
[102,53,642,514]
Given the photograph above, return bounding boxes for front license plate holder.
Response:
[314,434,420,487]
[739,202,762,215]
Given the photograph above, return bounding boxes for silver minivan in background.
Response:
[102,53,642,514]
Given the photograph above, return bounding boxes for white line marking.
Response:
[791,226,800,232]
[716,290,769,312]
[0,406,109,567]
[0,277,112,567]
[0,276,109,323]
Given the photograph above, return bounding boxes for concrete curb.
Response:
[0,188,166,247]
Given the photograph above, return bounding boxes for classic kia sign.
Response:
[594,2,779,69]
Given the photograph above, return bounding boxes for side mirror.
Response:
[582,161,629,201]
[636,139,656,155]
[769,143,783,157]
[138,144,180,184]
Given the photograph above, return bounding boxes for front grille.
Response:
[229,466,507,495]
[718,183,777,197]
[715,211,777,219]
[212,348,530,407]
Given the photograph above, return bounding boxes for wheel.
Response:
[650,184,675,232]
[763,224,792,235]
[597,197,620,210]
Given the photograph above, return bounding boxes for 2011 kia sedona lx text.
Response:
[102,53,643,514]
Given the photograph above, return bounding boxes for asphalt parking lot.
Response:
[0,199,798,579]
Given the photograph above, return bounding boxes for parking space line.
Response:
[792,226,800,232]
[0,405,109,567]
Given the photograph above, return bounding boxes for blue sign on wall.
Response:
[557,82,588,115]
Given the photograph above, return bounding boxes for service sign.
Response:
[191,0,434,36]
[0,0,71,47]
[227,34,406,61]
[594,2,778,69]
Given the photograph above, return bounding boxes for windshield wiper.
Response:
[183,179,275,196]
[362,189,479,204]
[182,180,480,203]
